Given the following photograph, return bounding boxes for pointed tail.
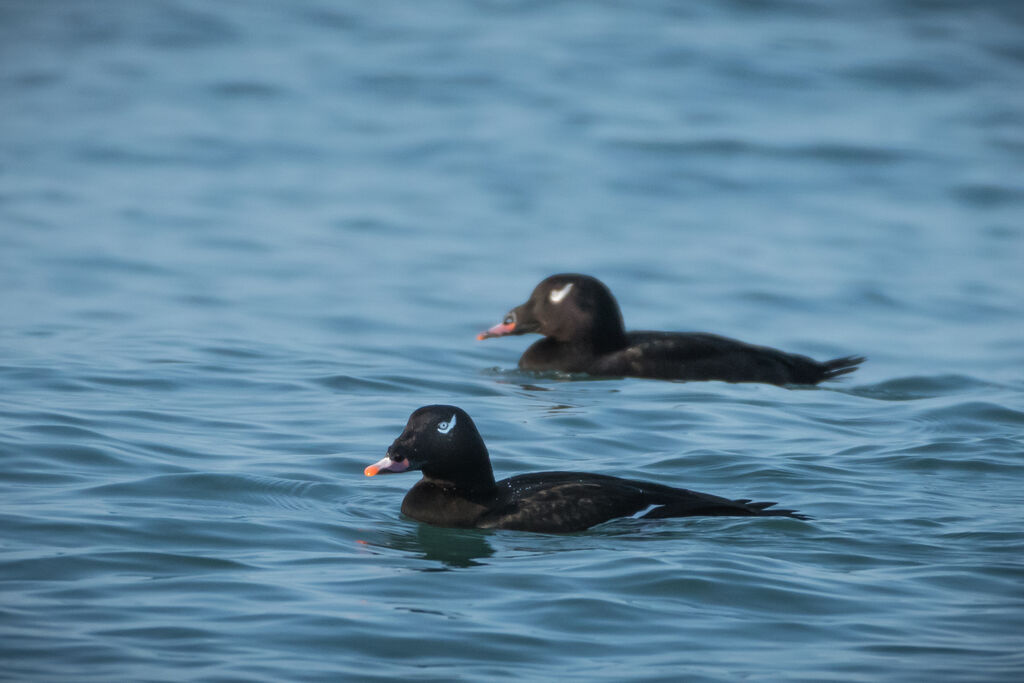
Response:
[820,355,865,381]
[737,499,811,520]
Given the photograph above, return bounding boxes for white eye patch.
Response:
[549,282,573,303]
[437,414,457,434]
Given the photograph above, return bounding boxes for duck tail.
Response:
[738,499,812,520]
[820,355,865,381]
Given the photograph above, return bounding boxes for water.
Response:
[2,1,1023,680]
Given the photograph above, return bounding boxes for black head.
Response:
[478,274,627,350]
[365,405,496,491]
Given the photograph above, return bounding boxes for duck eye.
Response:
[437,413,457,434]
[391,453,405,462]
[503,313,516,325]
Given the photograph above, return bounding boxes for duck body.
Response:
[403,470,802,533]
[366,406,807,534]
[479,274,863,385]
[521,331,860,385]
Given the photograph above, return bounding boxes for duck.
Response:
[364,405,807,533]
[477,273,863,385]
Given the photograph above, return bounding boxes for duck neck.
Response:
[590,320,628,352]
[425,447,497,499]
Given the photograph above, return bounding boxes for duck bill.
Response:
[364,455,410,477]
[477,321,516,340]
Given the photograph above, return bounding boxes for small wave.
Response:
[842,61,971,91]
[605,135,914,165]
[1,550,250,582]
[313,374,404,393]
[144,5,240,48]
[82,375,181,391]
[200,344,273,360]
[15,422,109,439]
[207,80,285,99]
[950,182,1024,208]
[86,472,338,511]
[916,401,1024,434]
[848,375,1000,401]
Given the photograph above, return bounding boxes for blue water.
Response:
[3,1,1024,680]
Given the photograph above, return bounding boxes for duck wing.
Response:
[479,472,805,533]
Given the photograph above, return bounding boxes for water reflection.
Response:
[369,523,496,569]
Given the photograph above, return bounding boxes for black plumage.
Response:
[478,274,863,385]
[365,405,807,533]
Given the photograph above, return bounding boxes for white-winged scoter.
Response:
[364,405,807,533]
[477,273,863,385]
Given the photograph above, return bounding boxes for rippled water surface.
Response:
[3,1,1024,680]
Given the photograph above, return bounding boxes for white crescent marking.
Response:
[437,414,457,434]
[631,503,665,519]
[549,282,574,303]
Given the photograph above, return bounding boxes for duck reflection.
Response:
[364,523,495,569]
